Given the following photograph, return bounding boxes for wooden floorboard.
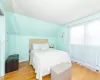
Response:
[3,61,100,80]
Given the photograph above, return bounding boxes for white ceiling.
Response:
[3,0,100,24]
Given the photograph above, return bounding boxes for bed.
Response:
[29,39,71,80]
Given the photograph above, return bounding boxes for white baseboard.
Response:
[19,60,29,63]
[71,58,100,72]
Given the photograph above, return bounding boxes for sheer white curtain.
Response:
[86,20,100,45]
[85,20,100,68]
[70,25,84,44]
[70,25,84,61]
[69,19,100,70]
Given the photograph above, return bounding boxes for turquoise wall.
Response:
[8,35,57,62]
[5,6,100,67]
[7,12,100,62]
[7,13,62,36]
[56,25,69,52]
[6,13,62,62]
[5,13,9,60]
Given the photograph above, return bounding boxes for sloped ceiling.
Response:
[6,13,62,37]
[3,0,100,24]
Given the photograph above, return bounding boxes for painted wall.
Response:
[56,25,69,52]
[8,35,57,62]
[6,13,62,62]
[7,13,62,36]
[6,8,100,66]
[5,13,10,60]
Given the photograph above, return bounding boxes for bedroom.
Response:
[0,0,100,80]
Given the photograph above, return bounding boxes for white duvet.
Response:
[30,48,71,80]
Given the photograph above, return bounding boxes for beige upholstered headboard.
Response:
[29,39,48,50]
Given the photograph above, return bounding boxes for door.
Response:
[0,15,5,77]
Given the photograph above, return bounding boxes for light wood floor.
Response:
[3,61,100,80]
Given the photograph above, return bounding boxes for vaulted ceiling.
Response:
[3,0,100,24]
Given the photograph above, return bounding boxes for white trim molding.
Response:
[71,58,100,72]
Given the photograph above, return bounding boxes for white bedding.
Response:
[30,48,71,80]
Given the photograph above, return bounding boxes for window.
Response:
[86,19,100,45]
[70,25,84,44]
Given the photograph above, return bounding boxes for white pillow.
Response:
[41,43,49,50]
[32,44,42,50]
